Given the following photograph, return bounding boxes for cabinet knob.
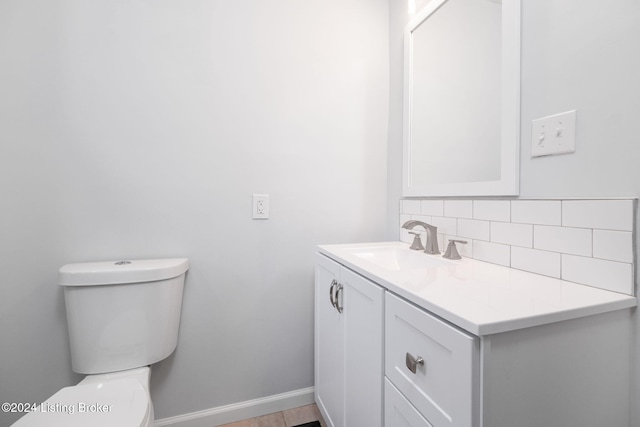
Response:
[406,352,424,374]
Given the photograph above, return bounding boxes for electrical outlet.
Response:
[252,194,269,219]
[531,110,577,157]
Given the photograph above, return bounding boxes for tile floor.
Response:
[217,403,327,427]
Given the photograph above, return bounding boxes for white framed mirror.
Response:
[403,0,520,197]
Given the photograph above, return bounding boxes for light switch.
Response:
[531,110,576,157]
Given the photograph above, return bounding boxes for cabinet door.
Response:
[342,268,384,427]
[315,254,344,427]
[385,378,434,427]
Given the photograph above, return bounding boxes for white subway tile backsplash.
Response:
[562,199,634,231]
[593,230,633,263]
[458,219,490,241]
[534,225,592,257]
[562,254,633,295]
[400,197,635,295]
[444,200,473,218]
[511,247,561,278]
[411,214,432,224]
[431,216,457,236]
[436,233,445,253]
[474,200,510,222]
[400,214,412,243]
[402,199,422,215]
[491,222,533,248]
[511,200,561,225]
[474,240,510,267]
[421,200,444,216]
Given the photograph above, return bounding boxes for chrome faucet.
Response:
[402,220,440,254]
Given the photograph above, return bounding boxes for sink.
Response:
[347,246,451,271]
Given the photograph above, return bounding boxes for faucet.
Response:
[402,220,440,255]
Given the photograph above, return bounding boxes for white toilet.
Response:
[13,258,189,427]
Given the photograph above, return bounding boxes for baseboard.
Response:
[154,387,315,427]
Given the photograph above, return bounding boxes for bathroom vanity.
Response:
[314,242,636,427]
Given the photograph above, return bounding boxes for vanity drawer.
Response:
[385,378,433,427]
[385,293,479,427]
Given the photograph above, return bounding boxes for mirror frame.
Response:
[403,0,521,197]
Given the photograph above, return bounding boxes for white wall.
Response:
[519,2,640,424]
[0,0,389,424]
[388,0,640,424]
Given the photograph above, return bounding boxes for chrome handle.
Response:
[450,239,468,244]
[329,279,337,308]
[335,284,344,313]
[443,239,468,260]
[408,231,425,251]
[406,352,424,374]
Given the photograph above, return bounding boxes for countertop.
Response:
[317,241,637,335]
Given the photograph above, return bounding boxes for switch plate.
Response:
[252,194,269,219]
[531,110,577,157]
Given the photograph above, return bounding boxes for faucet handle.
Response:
[408,231,425,251]
[443,239,467,260]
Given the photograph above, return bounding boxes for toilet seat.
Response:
[12,378,149,427]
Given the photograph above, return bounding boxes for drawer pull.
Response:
[329,279,337,308]
[335,284,344,313]
[406,352,424,374]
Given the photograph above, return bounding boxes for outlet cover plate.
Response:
[531,110,577,157]
[252,194,270,219]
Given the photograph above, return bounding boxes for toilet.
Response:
[13,258,189,427]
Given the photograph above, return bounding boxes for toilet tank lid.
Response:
[58,258,189,286]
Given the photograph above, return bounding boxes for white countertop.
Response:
[317,241,637,335]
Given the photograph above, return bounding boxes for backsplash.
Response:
[399,199,636,296]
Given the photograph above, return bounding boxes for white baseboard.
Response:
[154,387,315,427]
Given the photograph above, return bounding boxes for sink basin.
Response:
[347,246,451,271]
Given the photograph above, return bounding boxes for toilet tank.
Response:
[59,258,189,374]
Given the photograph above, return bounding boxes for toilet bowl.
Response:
[13,367,153,427]
[11,258,188,426]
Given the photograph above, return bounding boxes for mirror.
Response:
[403,0,520,197]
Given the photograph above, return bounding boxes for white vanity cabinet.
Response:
[314,253,384,427]
[315,243,636,427]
